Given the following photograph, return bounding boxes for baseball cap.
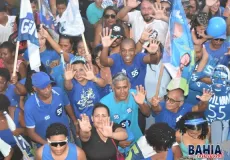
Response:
[213,33,227,40]
[32,72,51,89]
[111,24,125,38]
[167,78,189,96]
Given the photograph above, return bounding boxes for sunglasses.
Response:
[214,38,224,42]
[104,14,116,19]
[164,95,183,104]
[48,139,68,147]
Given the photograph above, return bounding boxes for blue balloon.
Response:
[206,17,227,38]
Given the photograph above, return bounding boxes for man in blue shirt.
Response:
[24,72,78,147]
[204,33,230,67]
[100,72,151,152]
[100,28,162,89]
[150,79,213,129]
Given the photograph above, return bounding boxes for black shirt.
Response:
[82,123,121,160]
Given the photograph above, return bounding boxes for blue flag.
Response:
[18,0,41,71]
[163,0,195,96]
[39,0,56,30]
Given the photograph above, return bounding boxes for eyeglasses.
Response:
[214,38,224,42]
[164,95,183,104]
[104,14,116,19]
[48,139,68,147]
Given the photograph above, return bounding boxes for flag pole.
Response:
[124,0,126,6]
[154,63,164,97]
[81,33,89,55]
[12,41,20,76]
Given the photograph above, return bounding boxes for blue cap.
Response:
[213,33,226,40]
[32,72,51,89]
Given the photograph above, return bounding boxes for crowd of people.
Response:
[0,0,230,159]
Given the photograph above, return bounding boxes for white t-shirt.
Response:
[128,10,168,45]
[0,15,16,44]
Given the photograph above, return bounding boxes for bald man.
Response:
[150,88,212,129]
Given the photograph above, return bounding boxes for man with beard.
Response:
[117,0,169,45]
[24,72,79,147]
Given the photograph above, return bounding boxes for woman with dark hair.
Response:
[175,112,210,158]
[92,45,112,97]
[23,25,61,74]
[59,35,74,54]
[190,12,211,45]
[94,6,129,47]
[36,123,86,160]
[145,123,182,160]
[126,123,182,160]
[0,68,26,108]
[0,94,25,160]
[64,59,106,119]
[79,103,127,160]
[203,0,225,18]
[0,41,27,78]
[72,38,93,66]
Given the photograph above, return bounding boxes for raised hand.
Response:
[150,96,161,107]
[141,28,153,42]
[78,114,92,133]
[100,27,117,48]
[98,117,114,138]
[206,0,218,6]
[132,85,146,105]
[127,0,141,9]
[143,39,160,54]
[196,88,213,102]
[64,64,76,81]
[151,3,166,20]
[39,25,50,39]
[81,64,96,81]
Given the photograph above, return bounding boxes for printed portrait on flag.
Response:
[163,0,195,96]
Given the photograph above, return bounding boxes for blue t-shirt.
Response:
[24,87,70,147]
[186,57,216,104]
[204,41,230,67]
[67,80,100,119]
[153,102,194,129]
[0,107,21,147]
[42,143,77,160]
[86,2,104,24]
[205,90,230,124]
[23,49,60,73]
[110,53,147,89]
[100,89,143,142]
[5,84,20,107]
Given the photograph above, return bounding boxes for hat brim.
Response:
[34,80,51,89]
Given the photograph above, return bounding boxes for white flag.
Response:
[59,0,85,36]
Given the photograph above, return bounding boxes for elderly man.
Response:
[100,72,151,151]
[150,79,213,129]
[24,72,78,147]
